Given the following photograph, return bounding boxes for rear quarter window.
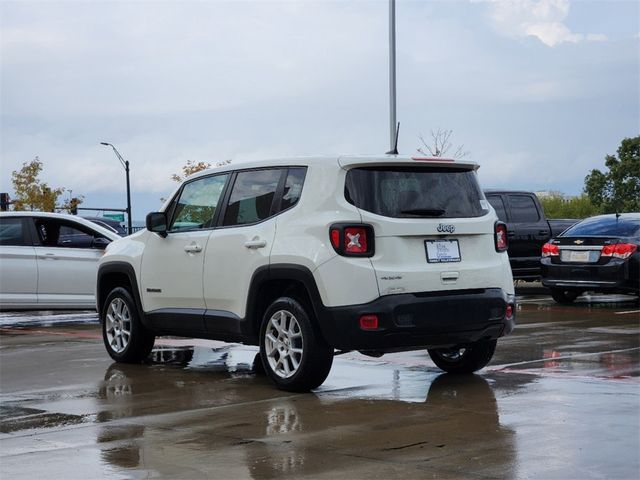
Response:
[345,167,488,218]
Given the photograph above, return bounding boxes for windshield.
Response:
[561,215,640,238]
[345,167,489,219]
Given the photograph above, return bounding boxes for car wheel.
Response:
[102,287,155,363]
[428,339,497,374]
[259,296,333,392]
[550,289,582,304]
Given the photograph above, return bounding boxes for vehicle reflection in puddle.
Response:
[94,346,519,478]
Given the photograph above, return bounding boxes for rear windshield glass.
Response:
[345,167,488,218]
[561,216,640,238]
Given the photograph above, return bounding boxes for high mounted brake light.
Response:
[329,224,375,257]
[411,156,455,162]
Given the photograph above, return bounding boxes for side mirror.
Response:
[146,212,168,237]
[92,237,111,250]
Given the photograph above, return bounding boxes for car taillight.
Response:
[601,243,637,259]
[505,303,514,320]
[329,224,375,257]
[494,221,508,252]
[541,242,559,257]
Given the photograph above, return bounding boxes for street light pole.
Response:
[100,142,132,235]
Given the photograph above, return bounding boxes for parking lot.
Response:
[1,290,638,479]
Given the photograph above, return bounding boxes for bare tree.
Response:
[418,129,469,159]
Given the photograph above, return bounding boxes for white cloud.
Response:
[480,0,607,47]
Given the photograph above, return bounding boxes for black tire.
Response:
[259,296,333,392]
[550,288,582,304]
[101,287,155,363]
[428,339,497,374]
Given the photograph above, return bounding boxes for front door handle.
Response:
[539,230,549,236]
[184,243,202,253]
[244,239,267,249]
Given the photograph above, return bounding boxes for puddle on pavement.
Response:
[0,405,88,433]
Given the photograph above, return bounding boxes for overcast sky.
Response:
[1,0,638,220]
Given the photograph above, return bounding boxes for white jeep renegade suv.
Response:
[97,155,515,391]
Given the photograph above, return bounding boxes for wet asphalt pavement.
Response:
[1,292,639,479]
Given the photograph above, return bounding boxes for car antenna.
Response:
[386,122,400,155]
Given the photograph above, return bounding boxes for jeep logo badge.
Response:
[437,224,455,234]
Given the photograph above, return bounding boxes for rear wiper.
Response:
[400,208,446,217]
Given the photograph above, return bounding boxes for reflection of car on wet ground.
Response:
[95,352,515,479]
[541,213,640,303]
[0,212,120,309]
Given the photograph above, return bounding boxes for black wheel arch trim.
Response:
[97,262,151,329]
[245,263,328,341]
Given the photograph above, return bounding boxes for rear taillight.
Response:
[542,242,559,257]
[505,303,514,320]
[494,222,508,252]
[329,224,375,257]
[601,243,637,259]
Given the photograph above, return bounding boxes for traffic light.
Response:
[0,193,9,211]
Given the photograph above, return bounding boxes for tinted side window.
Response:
[280,167,307,211]
[32,219,107,248]
[0,218,28,246]
[58,225,94,248]
[170,174,229,231]
[223,169,283,226]
[508,195,540,222]
[487,195,507,222]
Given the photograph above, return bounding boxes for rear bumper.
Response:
[317,288,515,351]
[541,258,639,294]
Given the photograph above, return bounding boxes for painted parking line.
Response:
[615,310,640,315]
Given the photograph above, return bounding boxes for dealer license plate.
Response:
[425,240,461,263]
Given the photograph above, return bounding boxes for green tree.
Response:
[11,157,65,212]
[538,193,600,219]
[584,136,640,213]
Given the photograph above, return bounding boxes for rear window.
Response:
[345,167,488,218]
[561,216,640,238]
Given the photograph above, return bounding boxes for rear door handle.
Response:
[39,253,58,260]
[539,230,549,236]
[507,231,515,237]
[244,239,267,249]
[184,243,202,253]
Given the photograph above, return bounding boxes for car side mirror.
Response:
[146,212,168,237]
[92,237,111,250]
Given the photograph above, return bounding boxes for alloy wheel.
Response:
[264,310,304,378]
[105,297,132,354]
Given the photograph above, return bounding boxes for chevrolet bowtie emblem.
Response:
[574,239,584,245]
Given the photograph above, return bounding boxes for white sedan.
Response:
[0,212,121,310]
